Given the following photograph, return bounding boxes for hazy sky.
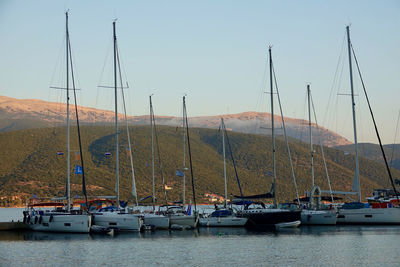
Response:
[0,0,399,144]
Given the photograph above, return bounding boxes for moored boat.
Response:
[92,210,143,231]
[301,209,337,225]
[199,209,247,227]
[337,202,400,225]
[236,47,301,229]
[90,21,143,232]
[334,26,400,225]
[22,12,91,233]
[275,220,301,230]
[142,213,170,230]
[299,85,337,225]
[238,202,301,229]
[163,206,198,228]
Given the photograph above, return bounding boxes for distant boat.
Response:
[199,118,247,227]
[300,85,337,225]
[335,26,400,225]
[236,47,301,229]
[91,20,142,231]
[22,12,91,233]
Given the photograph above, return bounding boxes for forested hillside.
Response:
[0,126,396,207]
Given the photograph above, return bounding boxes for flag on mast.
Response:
[75,165,83,175]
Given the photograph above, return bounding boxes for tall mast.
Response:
[113,21,120,210]
[269,46,277,208]
[150,95,155,209]
[346,26,361,202]
[221,118,228,208]
[65,11,71,212]
[307,84,315,188]
[182,96,186,205]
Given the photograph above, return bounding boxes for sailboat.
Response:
[300,85,337,225]
[91,20,143,231]
[336,26,400,224]
[22,11,91,233]
[199,118,248,227]
[162,96,198,228]
[138,95,170,230]
[237,47,301,229]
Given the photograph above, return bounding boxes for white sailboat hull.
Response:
[27,213,91,233]
[169,214,198,228]
[301,210,337,225]
[92,212,143,231]
[143,214,170,229]
[337,207,400,224]
[199,216,248,227]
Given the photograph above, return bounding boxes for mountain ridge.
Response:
[0,95,351,147]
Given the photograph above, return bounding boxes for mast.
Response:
[307,84,315,188]
[150,95,155,209]
[65,11,71,212]
[346,26,361,202]
[182,96,186,205]
[113,21,120,210]
[184,97,197,212]
[115,44,137,205]
[269,46,277,208]
[221,118,227,208]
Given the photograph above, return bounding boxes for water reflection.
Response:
[0,230,91,241]
[298,225,400,236]
[198,227,249,236]
[2,225,400,241]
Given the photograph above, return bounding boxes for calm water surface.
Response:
[1,208,399,266]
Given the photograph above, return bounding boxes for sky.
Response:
[0,0,399,144]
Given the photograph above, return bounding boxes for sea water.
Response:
[1,208,399,266]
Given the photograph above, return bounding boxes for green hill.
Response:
[336,143,400,172]
[0,126,397,207]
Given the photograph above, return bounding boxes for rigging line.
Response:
[223,123,244,201]
[311,93,335,203]
[272,61,300,203]
[294,91,308,188]
[116,42,138,206]
[255,59,269,130]
[173,103,183,173]
[49,34,66,105]
[327,35,347,136]
[351,43,399,200]
[299,91,308,144]
[323,33,346,127]
[68,34,88,208]
[389,110,400,187]
[184,100,197,212]
[116,46,131,94]
[115,41,132,111]
[96,37,113,109]
[334,43,347,138]
[355,92,366,157]
[152,112,169,206]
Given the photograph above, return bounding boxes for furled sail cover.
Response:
[234,183,275,199]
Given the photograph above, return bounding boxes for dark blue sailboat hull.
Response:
[241,210,301,229]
